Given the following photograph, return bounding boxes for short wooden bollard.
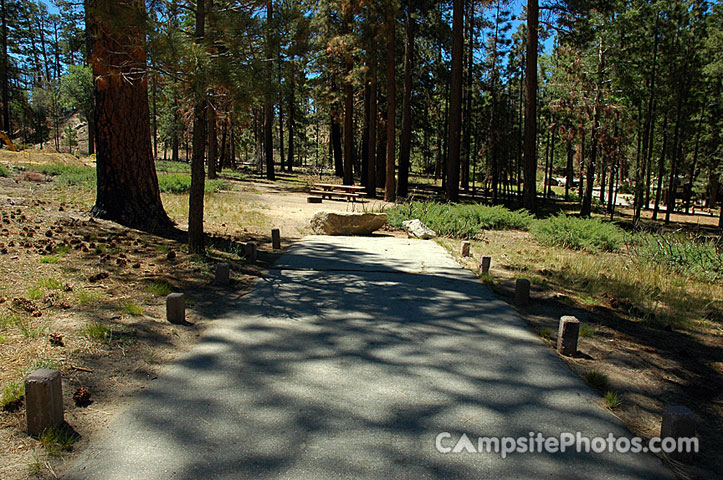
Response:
[166,293,185,324]
[515,278,530,306]
[25,369,64,436]
[307,197,322,204]
[661,406,696,463]
[215,263,230,285]
[480,255,491,274]
[271,229,281,250]
[557,316,580,356]
[245,242,258,263]
[460,241,471,257]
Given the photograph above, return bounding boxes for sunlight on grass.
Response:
[82,321,112,343]
[145,280,173,297]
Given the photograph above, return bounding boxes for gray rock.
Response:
[310,212,387,236]
[402,219,436,239]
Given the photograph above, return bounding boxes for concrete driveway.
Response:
[64,236,674,479]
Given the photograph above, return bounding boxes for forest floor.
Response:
[0,151,720,480]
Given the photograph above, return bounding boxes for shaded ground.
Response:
[64,237,672,480]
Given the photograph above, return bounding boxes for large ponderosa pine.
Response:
[87,0,171,232]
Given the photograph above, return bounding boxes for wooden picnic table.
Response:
[311,183,366,201]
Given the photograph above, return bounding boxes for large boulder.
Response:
[402,219,436,239]
[310,211,387,236]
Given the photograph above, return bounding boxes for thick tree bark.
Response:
[684,95,706,213]
[397,6,415,198]
[188,0,207,253]
[522,0,538,212]
[384,6,396,202]
[361,80,370,187]
[367,53,377,197]
[376,112,386,188]
[87,0,171,232]
[446,0,463,203]
[460,0,473,192]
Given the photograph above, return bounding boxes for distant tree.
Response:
[446,0,463,203]
[60,64,94,154]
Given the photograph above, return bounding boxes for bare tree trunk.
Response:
[263,0,275,180]
[384,5,396,202]
[287,68,295,172]
[652,113,668,221]
[189,0,207,252]
[1,0,9,134]
[522,0,538,212]
[397,5,415,198]
[367,52,377,197]
[446,0,463,202]
[207,102,217,179]
[331,114,343,176]
[565,139,573,201]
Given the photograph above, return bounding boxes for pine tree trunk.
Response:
[331,114,343,177]
[522,0,538,212]
[188,0,207,253]
[287,79,294,172]
[263,0,275,180]
[446,0,463,202]
[279,103,285,172]
[397,6,415,198]
[361,80,370,188]
[367,53,377,197]
[87,0,171,232]
[652,114,668,221]
[565,139,573,201]
[384,6,396,202]
[207,103,217,179]
[1,0,9,134]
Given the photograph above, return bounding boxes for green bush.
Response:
[34,164,95,186]
[633,232,723,282]
[530,213,626,252]
[387,202,534,238]
[158,173,226,194]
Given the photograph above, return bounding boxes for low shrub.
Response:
[34,164,95,186]
[632,232,723,283]
[531,213,626,252]
[158,173,226,194]
[387,202,534,238]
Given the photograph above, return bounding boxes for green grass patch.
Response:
[387,202,534,238]
[38,278,63,290]
[583,370,610,393]
[74,288,103,306]
[40,255,61,264]
[27,358,61,372]
[158,173,226,194]
[18,318,46,338]
[604,391,623,409]
[0,163,10,177]
[156,160,191,174]
[119,300,143,316]
[27,286,44,300]
[535,327,552,340]
[0,312,21,329]
[40,423,80,455]
[531,213,627,252]
[82,321,112,343]
[145,280,173,297]
[33,164,95,187]
[1,380,25,408]
[0,334,6,343]
[579,323,597,337]
[633,232,723,283]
